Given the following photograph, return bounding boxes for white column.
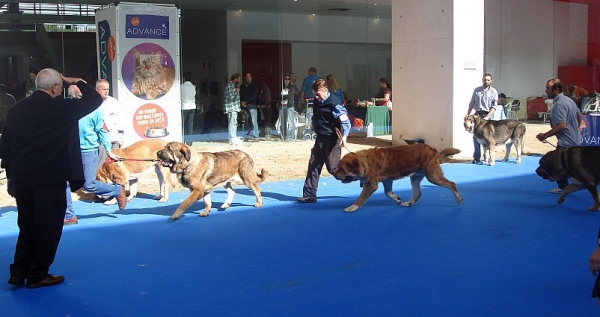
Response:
[392,0,484,156]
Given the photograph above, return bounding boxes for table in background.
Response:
[345,105,390,135]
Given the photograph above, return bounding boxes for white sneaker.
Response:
[549,187,563,194]
[229,137,244,145]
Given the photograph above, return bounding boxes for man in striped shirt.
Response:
[224,73,241,142]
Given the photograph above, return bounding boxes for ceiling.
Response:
[0,0,393,25]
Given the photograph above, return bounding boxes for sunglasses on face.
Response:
[284,78,290,80]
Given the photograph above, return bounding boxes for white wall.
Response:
[485,0,588,100]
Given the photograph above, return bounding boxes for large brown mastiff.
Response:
[334,143,463,212]
[157,142,268,220]
[536,146,600,211]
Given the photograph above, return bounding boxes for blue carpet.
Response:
[1,155,599,316]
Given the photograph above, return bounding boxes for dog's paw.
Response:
[344,205,359,213]
[219,203,231,210]
[516,158,522,164]
[489,161,495,166]
[557,197,565,204]
[157,196,168,203]
[588,205,599,211]
[199,210,211,217]
[401,201,415,207]
[501,158,508,162]
[456,196,463,204]
[170,215,181,221]
[126,195,135,202]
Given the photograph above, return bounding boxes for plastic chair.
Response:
[507,100,520,120]
[538,99,552,123]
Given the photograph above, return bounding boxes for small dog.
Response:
[157,142,268,220]
[334,143,463,212]
[96,139,173,205]
[463,115,526,165]
[536,146,600,211]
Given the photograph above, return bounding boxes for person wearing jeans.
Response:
[64,106,127,225]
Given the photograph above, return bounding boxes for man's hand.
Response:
[60,74,85,85]
[107,151,122,162]
[536,133,547,142]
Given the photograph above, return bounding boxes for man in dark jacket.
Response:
[0,68,125,289]
[240,72,259,139]
[297,78,351,203]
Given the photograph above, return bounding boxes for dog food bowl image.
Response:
[145,127,169,138]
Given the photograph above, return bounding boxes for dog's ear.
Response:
[181,144,192,162]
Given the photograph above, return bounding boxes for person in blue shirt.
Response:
[64,98,127,225]
[299,67,321,111]
[297,78,351,203]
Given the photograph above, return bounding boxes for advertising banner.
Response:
[95,3,181,146]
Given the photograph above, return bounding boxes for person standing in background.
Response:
[23,68,39,99]
[258,77,272,128]
[280,74,297,141]
[240,72,259,140]
[96,79,126,150]
[299,67,321,111]
[224,73,242,143]
[325,75,344,104]
[466,73,498,164]
[181,71,197,146]
[290,72,300,112]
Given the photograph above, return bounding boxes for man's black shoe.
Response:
[296,197,317,203]
[26,274,64,289]
[8,276,24,286]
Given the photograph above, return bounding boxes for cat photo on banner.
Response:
[122,43,176,100]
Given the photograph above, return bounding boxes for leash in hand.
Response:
[335,127,353,153]
[542,139,557,148]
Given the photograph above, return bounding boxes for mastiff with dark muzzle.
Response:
[536,146,600,211]
[157,142,268,220]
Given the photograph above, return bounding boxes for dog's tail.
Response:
[257,168,269,183]
[439,148,461,162]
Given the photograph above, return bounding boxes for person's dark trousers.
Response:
[302,137,342,198]
[182,110,195,143]
[472,110,489,161]
[11,183,67,283]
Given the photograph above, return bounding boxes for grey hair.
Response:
[35,68,61,90]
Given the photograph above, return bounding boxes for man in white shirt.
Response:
[181,71,197,146]
[96,79,125,149]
